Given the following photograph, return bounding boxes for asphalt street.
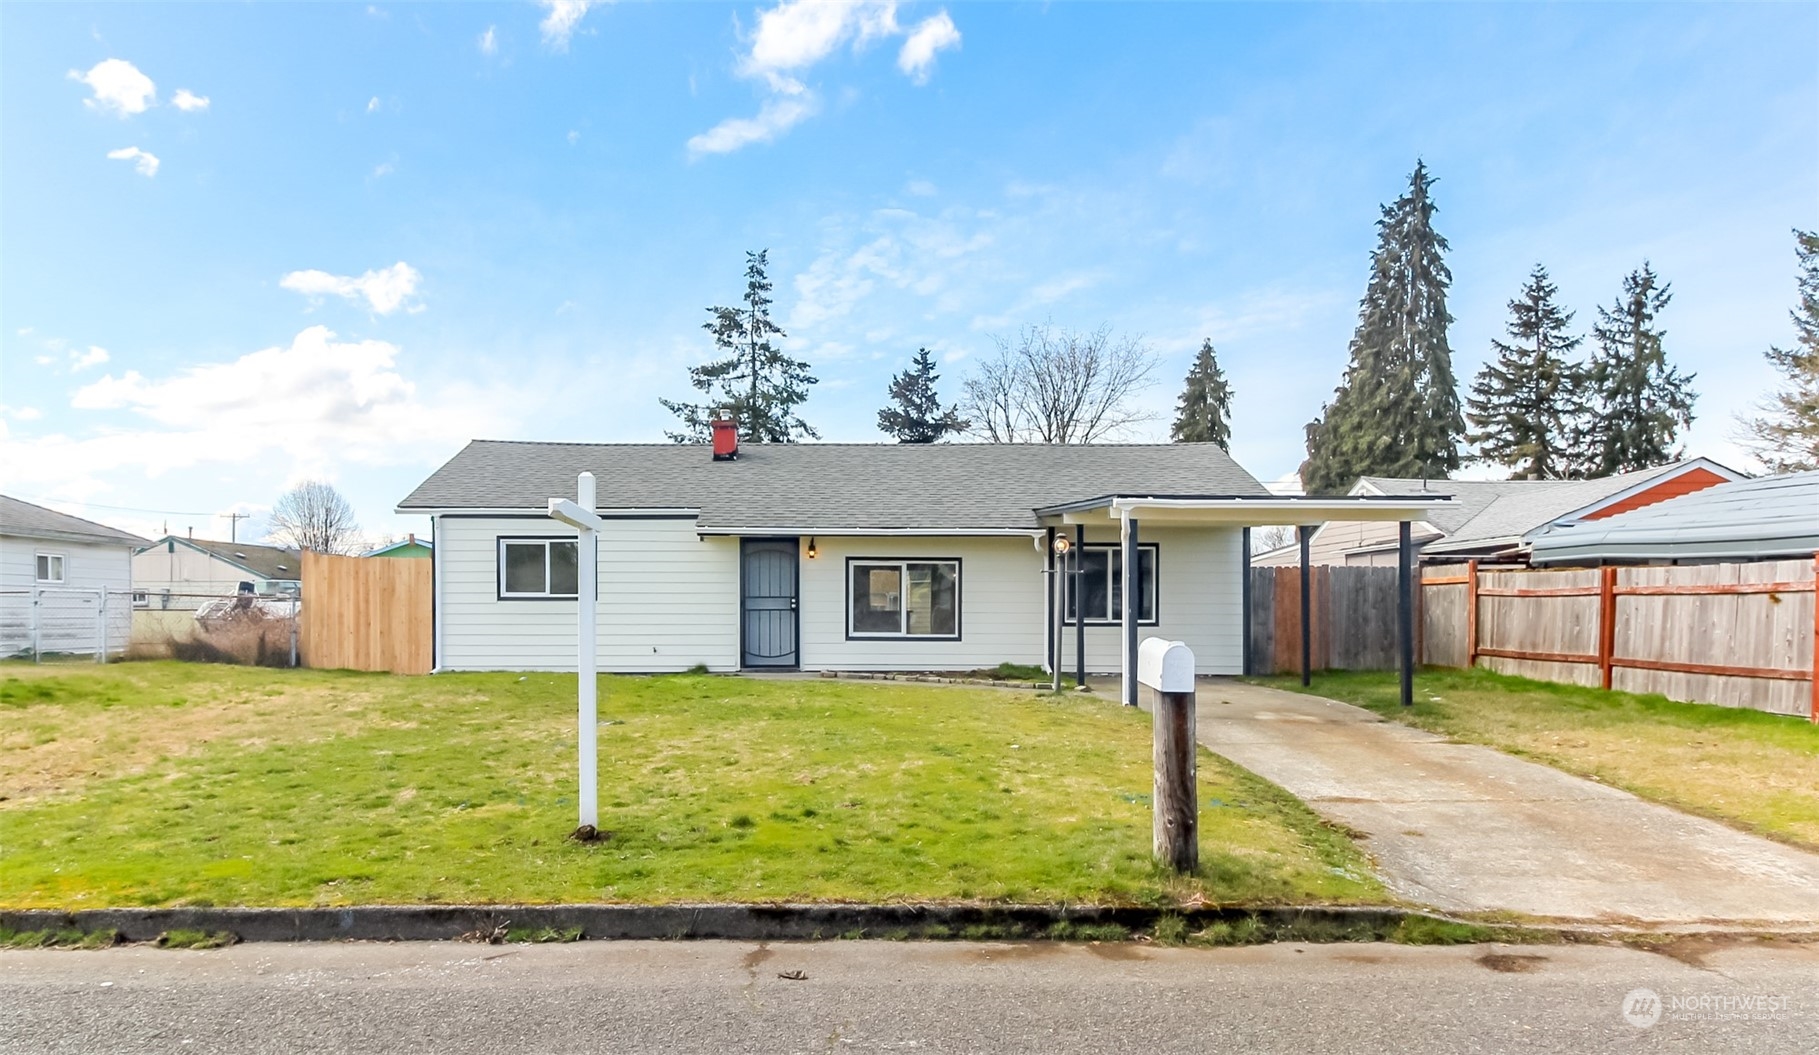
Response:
[2,938,1814,1054]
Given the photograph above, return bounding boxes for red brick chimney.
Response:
[711,416,738,461]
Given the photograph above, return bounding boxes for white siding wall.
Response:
[436,515,740,672]
[433,517,1245,677]
[0,534,135,656]
[133,544,263,605]
[1053,525,1245,676]
[798,535,1048,671]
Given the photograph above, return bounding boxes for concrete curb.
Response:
[3,903,1423,944]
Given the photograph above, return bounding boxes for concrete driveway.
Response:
[1184,681,1819,924]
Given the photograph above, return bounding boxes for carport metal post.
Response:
[1240,527,1252,676]
[1073,525,1086,690]
[1298,525,1313,687]
[1398,520,1414,708]
[549,472,606,835]
[1121,513,1140,707]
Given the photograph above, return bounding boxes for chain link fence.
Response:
[1,588,299,666]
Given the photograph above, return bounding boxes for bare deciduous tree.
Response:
[960,323,1159,443]
[1251,525,1298,554]
[269,480,360,554]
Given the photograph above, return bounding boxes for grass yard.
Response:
[1260,668,1819,850]
[1,663,1379,910]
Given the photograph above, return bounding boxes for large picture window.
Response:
[848,559,960,638]
[1065,543,1158,625]
[497,538,579,598]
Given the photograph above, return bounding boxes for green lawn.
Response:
[1260,668,1819,850]
[0,663,1379,909]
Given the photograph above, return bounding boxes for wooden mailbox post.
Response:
[1139,637,1197,874]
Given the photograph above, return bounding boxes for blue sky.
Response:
[2,1,1814,543]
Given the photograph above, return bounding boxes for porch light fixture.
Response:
[1052,535,1071,555]
[806,537,818,559]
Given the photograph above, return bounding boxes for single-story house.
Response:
[132,536,303,609]
[1528,470,1819,565]
[398,431,1445,703]
[365,534,432,559]
[1253,458,1741,567]
[1,495,148,657]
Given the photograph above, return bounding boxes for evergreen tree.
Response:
[877,348,968,443]
[661,250,818,443]
[1578,262,1696,476]
[1465,265,1586,479]
[1302,161,1464,493]
[1737,229,1819,472]
[1169,338,1233,449]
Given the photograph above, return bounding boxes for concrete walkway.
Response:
[1185,681,1819,924]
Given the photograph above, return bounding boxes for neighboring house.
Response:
[0,495,148,657]
[132,536,303,609]
[398,433,1443,682]
[365,534,432,558]
[1253,458,1741,567]
[1529,470,1819,566]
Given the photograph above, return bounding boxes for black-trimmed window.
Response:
[848,559,960,638]
[1065,543,1158,624]
[498,538,579,598]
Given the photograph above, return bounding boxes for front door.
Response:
[740,538,799,668]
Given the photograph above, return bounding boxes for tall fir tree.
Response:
[1465,265,1586,480]
[1169,338,1233,449]
[1577,262,1696,476]
[877,348,968,443]
[661,250,819,443]
[1302,161,1464,493]
[1737,229,1819,472]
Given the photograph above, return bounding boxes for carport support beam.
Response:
[1398,519,1414,708]
[577,473,600,828]
[1298,525,1313,687]
[1074,525,1086,690]
[1122,514,1140,707]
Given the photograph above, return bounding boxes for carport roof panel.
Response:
[1036,493,1456,527]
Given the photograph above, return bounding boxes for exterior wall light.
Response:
[806,537,818,559]
[1052,535,1072,555]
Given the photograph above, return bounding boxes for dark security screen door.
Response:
[741,538,799,668]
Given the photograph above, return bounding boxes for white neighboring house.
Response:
[132,536,303,609]
[0,495,148,658]
[397,430,1444,695]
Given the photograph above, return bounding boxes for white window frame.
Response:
[34,552,66,585]
[496,537,580,599]
[846,558,962,640]
[1066,543,1159,626]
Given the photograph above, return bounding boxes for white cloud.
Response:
[280,262,423,315]
[905,179,937,197]
[539,0,596,51]
[372,160,395,178]
[171,88,210,112]
[897,12,960,84]
[69,59,156,117]
[687,95,818,158]
[694,2,959,156]
[3,327,512,492]
[567,129,580,145]
[366,96,381,114]
[70,346,110,371]
[479,25,498,55]
[106,146,160,177]
[2,405,44,421]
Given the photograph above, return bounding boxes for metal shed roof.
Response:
[1527,471,1819,564]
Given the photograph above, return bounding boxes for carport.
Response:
[1035,493,1454,708]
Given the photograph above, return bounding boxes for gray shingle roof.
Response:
[0,495,148,547]
[399,441,1269,530]
[1529,471,1819,563]
[1363,462,1709,551]
[147,537,302,580]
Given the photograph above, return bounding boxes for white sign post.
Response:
[548,472,605,838]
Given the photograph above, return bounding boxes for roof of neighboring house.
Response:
[0,495,148,547]
[399,440,1271,531]
[364,537,432,556]
[1370,459,1741,556]
[141,536,303,580]
[1528,471,1819,564]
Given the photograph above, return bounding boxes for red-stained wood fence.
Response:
[1421,557,1817,720]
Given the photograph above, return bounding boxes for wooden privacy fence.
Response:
[1422,558,1817,719]
[299,551,433,675]
[1247,565,1408,675]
